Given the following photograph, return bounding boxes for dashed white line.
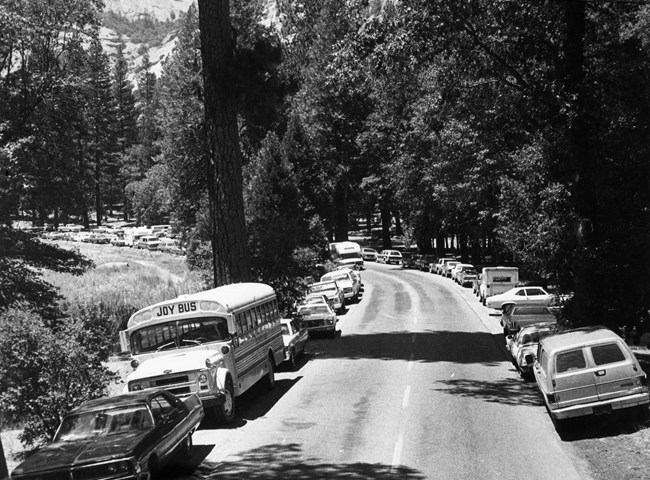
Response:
[402,385,411,409]
[391,431,405,470]
[408,353,414,371]
[411,333,417,344]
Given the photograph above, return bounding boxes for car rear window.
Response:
[513,307,549,315]
[591,343,626,366]
[556,349,587,373]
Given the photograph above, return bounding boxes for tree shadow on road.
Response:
[176,443,425,480]
[315,330,509,366]
[430,377,545,407]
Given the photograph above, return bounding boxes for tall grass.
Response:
[42,246,209,350]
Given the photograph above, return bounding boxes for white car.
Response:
[506,323,559,379]
[321,270,360,302]
[361,247,378,261]
[280,318,309,369]
[485,286,555,310]
[296,303,338,336]
[377,250,402,265]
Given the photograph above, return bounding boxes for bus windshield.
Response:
[131,316,229,354]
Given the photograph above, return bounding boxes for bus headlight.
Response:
[198,373,208,384]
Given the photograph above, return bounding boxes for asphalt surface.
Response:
[166,263,593,480]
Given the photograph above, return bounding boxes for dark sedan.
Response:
[11,389,204,480]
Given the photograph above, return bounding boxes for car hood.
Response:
[129,350,210,382]
[12,431,149,476]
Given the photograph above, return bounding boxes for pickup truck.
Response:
[11,389,204,480]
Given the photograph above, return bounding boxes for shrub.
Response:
[0,306,116,447]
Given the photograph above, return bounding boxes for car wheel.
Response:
[214,376,235,424]
[264,354,276,390]
[289,348,297,370]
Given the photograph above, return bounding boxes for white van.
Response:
[479,266,519,305]
[533,327,649,422]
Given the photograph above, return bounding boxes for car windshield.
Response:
[465,269,477,275]
[55,405,153,442]
[309,284,335,294]
[520,330,554,344]
[300,305,330,315]
[323,273,349,282]
[281,324,290,335]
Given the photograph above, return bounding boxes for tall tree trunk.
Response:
[333,181,348,241]
[564,1,596,325]
[198,0,251,286]
[366,209,372,236]
[394,209,403,236]
[95,150,102,226]
[380,197,392,249]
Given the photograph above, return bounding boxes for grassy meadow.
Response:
[42,241,208,343]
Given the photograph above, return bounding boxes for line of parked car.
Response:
[37,223,186,255]
[371,248,649,428]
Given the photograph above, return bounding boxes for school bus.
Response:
[120,283,284,423]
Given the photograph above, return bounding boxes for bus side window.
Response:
[255,306,263,326]
[236,313,245,335]
[246,310,254,331]
[261,303,269,325]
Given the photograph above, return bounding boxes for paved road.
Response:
[168,263,592,479]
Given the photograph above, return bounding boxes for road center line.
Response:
[411,333,416,344]
[402,385,411,409]
[391,431,405,471]
[408,353,414,371]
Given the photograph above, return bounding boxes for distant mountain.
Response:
[103,0,194,22]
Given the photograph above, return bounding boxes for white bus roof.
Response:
[127,282,275,330]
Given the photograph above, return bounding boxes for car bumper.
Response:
[548,392,650,420]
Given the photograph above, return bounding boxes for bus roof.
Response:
[127,282,275,330]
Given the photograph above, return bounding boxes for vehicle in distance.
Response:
[281,318,309,368]
[443,261,459,278]
[321,270,360,302]
[414,254,436,272]
[434,258,455,275]
[401,252,420,269]
[486,285,555,310]
[307,280,345,313]
[479,266,519,305]
[135,235,161,250]
[377,249,403,265]
[506,323,559,379]
[501,305,556,336]
[455,265,477,286]
[361,247,378,261]
[296,303,338,336]
[533,326,650,423]
[11,389,204,480]
[330,241,364,269]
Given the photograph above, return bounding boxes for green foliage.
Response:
[0,227,93,318]
[0,306,116,447]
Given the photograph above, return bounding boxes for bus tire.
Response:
[214,376,235,424]
[264,354,276,390]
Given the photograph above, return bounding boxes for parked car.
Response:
[307,280,345,313]
[302,293,331,307]
[456,265,478,287]
[533,326,650,424]
[451,263,473,283]
[443,261,459,278]
[401,252,420,269]
[135,235,161,250]
[501,305,557,336]
[479,266,519,305]
[110,235,128,247]
[335,265,363,288]
[11,389,204,480]
[506,323,560,379]
[434,258,456,275]
[296,303,338,337]
[280,318,309,368]
[414,254,436,272]
[159,238,184,255]
[486,286,555,310]
[321,270,360,302]
[361,247,378,261]
[377,249,403,265]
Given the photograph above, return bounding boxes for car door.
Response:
[588,341,644,402]
[552,347,600,410]
[149,393,184,462]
